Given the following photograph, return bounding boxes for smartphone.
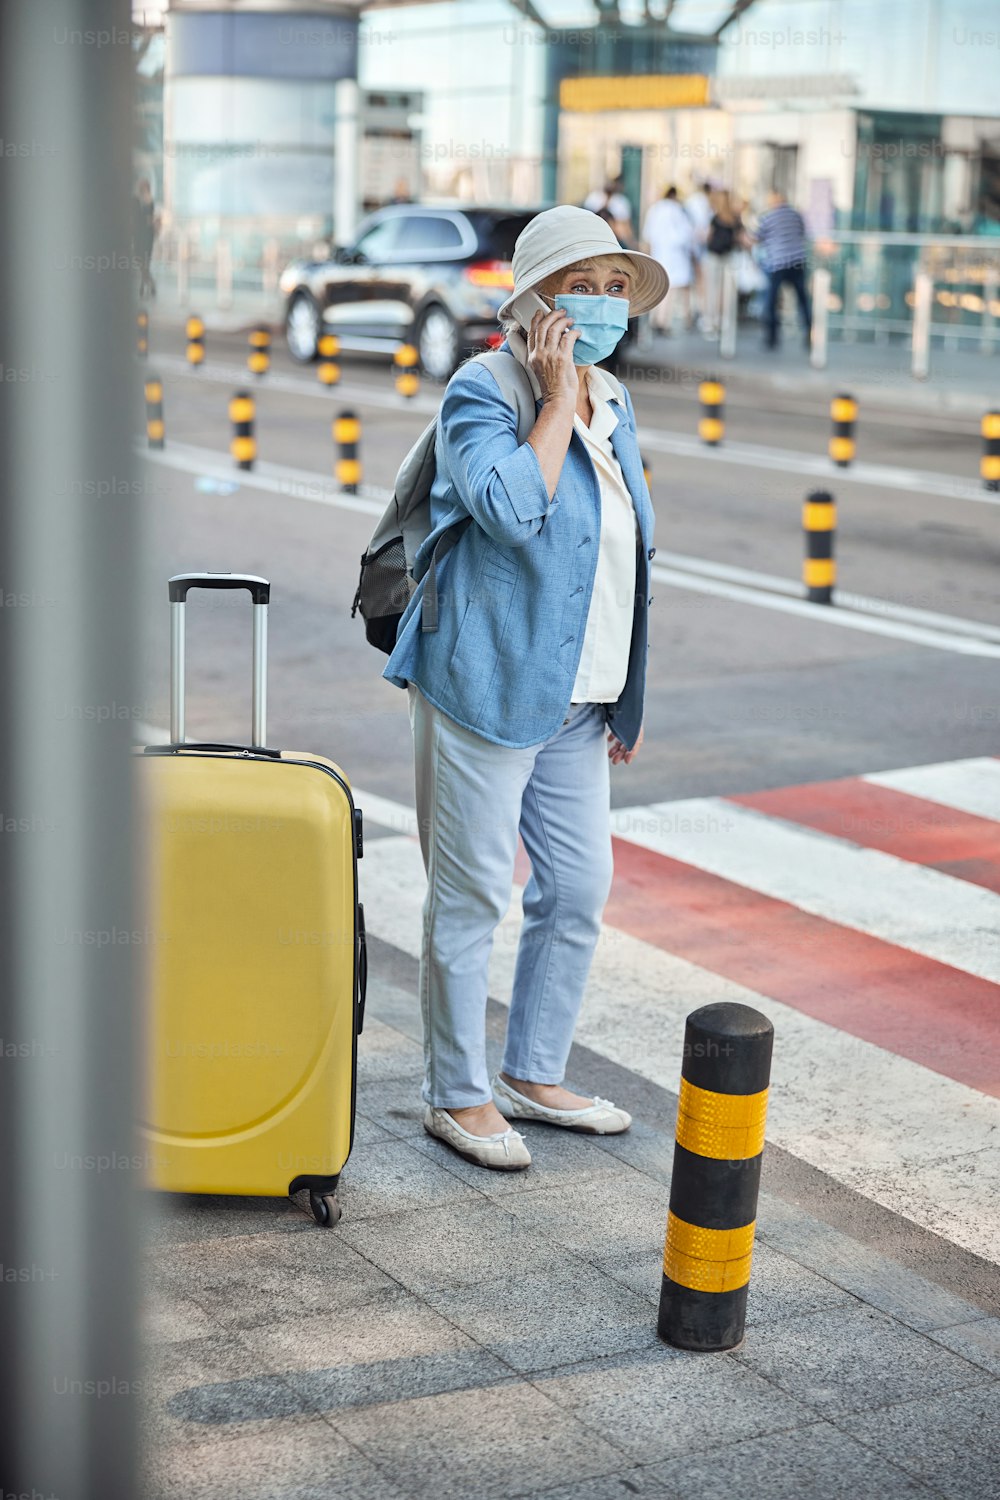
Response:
[507,287,555,332]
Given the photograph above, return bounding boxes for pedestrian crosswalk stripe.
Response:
[727,776,1000,895]
[355,830,1000,1265]
[865,757,1000,823]
[608,796,1000,984]
[595,835,1000,1096]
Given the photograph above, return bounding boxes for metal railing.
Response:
[809,232,1000,354]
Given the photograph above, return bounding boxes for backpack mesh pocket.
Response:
[350,535,413,655]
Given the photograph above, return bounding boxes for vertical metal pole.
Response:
[912,270,932,381]
[216,237,233,311]
[719,261,738,361]
[170,602,186,744]
[810,267,830,369]
[333,78,361,248]
[0,1,140,1495]
[252,604,269,748]
[177,228,189,304]
[980,275,996,357]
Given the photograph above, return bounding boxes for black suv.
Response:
[280,203,543,380]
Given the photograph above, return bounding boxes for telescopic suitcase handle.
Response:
[168,572,270,747]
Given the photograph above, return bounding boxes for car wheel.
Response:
[416,306,460,381]
[286,292,321,362]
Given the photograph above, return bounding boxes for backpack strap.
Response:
[421,349,537,634]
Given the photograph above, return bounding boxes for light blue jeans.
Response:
[406,682,615,1109]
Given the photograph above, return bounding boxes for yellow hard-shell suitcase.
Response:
[137,573,366,1226]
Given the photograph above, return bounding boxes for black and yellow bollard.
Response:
[317,332,341,387]
[642,454,652,492]
[829,392,857,467]
[248,324,271,378]
[803,488,836,604]
[981,411,1000,493]
[229,390,256,471]
[137,310,149,359]
[144,376,164,450]
[394,343,420,399]
[698,378,724,446]
[334,409,361,494]
[658,1002,773,1353]
[186,314,205,368]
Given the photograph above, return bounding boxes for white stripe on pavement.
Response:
[138,440,391,510]
[139,444,1000,660]
[152,352,442,418]
[651,564,1000,658]
[608,796,1000,983]
[355,829,1000,1264]
[153,354,994,504]
[636,428,997,506]
[659,549,1000,645]
[865,757,1000,823]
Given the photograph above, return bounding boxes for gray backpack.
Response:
[350,350,536,654]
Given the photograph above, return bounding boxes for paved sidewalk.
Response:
[142,934,1000,1500]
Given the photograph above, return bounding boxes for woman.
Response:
[640,186,694,335]
[701,189,745,338]
[382,205,667,1170]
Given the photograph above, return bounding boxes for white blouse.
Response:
[570,364,640,705]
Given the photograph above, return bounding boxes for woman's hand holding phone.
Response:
[524,294,580,410]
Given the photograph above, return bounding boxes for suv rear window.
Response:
[472,212,539,261]
[394,215,466,255]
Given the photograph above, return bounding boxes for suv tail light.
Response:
[464,260,515,288]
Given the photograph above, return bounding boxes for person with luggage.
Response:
[380,205,667,1170]
[700,189,745,339]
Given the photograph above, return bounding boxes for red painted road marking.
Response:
[727,779,1000,895]
[595,837,1000,1097]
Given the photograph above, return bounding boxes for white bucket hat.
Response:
[497,204,669,324]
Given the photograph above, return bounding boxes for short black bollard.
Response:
[229,390,256,470]
[248,324,271,378]
[698,377,724,446]
[186,314,205,368]
[829,393,856,467]
[334,410,361,493]
[394,343,420,399]
[137,310,149,359]
[317,332,341,387]
[144,376,164,450]
[981,411,1000,492]
[803,488,836,604]
[658,1002,773,1353]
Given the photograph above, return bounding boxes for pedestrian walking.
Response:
[132,176,158,300]
[752,189,812,349]
[701,189,745,338]
[382,205,667,1170]
[641,186,694,334]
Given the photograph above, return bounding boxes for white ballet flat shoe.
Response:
[423,1105,531,1171]
[491,1074,632,1135]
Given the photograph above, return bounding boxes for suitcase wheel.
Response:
[309,1190,342,1228]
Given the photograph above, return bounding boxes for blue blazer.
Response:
[382,343,655,750]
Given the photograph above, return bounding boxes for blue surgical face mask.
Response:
[553,292,630,365]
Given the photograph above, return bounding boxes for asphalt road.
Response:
[134,324,1000,806]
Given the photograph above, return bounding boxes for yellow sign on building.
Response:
[560,74,710,112]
